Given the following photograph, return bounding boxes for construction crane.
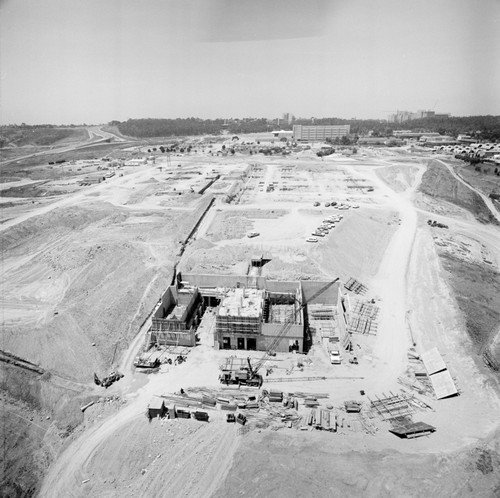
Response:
[250,277,340,374]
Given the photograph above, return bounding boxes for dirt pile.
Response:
[419,160,493,223]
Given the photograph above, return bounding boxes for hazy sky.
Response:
[1,0,499,124]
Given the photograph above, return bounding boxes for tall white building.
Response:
[293,124,350,141]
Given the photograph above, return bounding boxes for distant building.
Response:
[457,134,475,144]
[271,130,294,139]
[388,110,450,123]
[280,113,295,126]
[293,125,350,142]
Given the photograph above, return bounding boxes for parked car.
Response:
[330,350,341,364]
[306,237,318,243]
[247,231,260,238]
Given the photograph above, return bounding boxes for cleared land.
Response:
[1,135,500,497]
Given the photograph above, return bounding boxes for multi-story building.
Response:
[293,124,350,142]
[388,110,450,122]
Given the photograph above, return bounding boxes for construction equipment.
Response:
[219,357,263,387]
[344,401,362,413]
[94,371,124,389]
[134,357,161,369]
[193,411,209,422]
[252,278,340,374]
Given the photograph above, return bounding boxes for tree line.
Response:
[109,116,500,141]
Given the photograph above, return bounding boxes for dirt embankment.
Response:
[214,430,500,498]
[420,160,494,223]
[0,196,203,495]
[438,252,500,366]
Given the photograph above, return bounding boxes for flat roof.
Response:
[390,421,436,437]
[218,288,264,318]
[421,347,447,375]
[429,370,458,399]
[148,397,164,410]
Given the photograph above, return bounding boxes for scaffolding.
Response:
[215,314,261,335]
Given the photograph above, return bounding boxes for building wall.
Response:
[155,286,176,319]
[149,329,196,347]
[261,322,304,353]
[149,287,201,347]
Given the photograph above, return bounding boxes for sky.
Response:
[1,0,499,124]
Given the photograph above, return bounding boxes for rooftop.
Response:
[218,288,264,318]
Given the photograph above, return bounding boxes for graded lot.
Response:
[1,135,500,497]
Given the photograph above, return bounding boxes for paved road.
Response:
[0,127,130,168]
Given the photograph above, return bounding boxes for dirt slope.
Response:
[419,160,493,223]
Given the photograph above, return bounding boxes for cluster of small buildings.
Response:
[433,141,500,163]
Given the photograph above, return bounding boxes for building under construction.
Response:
[146,273,352,353]
[146,285,204,348]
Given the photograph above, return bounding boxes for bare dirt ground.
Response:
[2,140,500,497]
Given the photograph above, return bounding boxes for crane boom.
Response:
[252,278,340,372]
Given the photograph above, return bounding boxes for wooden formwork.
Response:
[347,300,379,335]
[344,278,368,295]
[368,392,414,421]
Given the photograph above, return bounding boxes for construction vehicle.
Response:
[193,411,209,422]
[219,357,263,387]
[94,371,124,389]
[134,357,161,369]
[344,401,362,413]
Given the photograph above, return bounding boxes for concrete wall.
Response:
[301,280,341,305]
[149,330,196,347]
[155,286,176,319]
[180,273,304,294]
[261,322,304,353]
[180,273,267,289]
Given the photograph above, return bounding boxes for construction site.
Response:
[2,128,500,497]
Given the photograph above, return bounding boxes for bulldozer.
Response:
[94,371,124,389]
[219,357,263,388]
